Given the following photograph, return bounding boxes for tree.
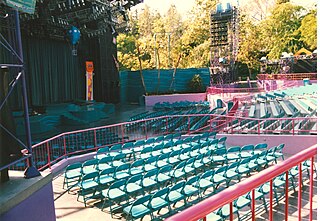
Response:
[260,2,304,59]
[298,10,317,50]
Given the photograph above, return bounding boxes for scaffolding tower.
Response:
[209,2,239,86]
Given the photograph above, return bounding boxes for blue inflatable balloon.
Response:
[68,26,81,45]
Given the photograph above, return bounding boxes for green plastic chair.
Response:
[253,143,268,155]
[141,146,153,160]
[179,147,191,161]
[63,162,82,190]
[111,153,126,167]
[133,140,145,154]
[217,136,227,149]
[168,150,181,165]
[77,171,99,207]
[101,179,127,216]
[184,157,196,176]
[217,204,239,220]
[208,138,219,151]
[170,161,186,182]
[122,142,134,159]
[212,166,227,190]
[156,153,169,168]
[198,170,214,198]
[151,144,164,157]
[212,148,226,165]
[149,187,170,218]
[274,143,285,162]
[193,154,205,171]
[109,144,122,157]
[123,195,152,221]
[144,156,158,172]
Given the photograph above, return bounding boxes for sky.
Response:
[132,0,317,18]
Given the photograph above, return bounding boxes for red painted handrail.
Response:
[165,144,317,221]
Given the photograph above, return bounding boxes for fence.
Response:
[257,73,317,81]
[165,144,317,221]
[4,113,316,172]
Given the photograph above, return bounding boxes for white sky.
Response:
[132,0,317,18]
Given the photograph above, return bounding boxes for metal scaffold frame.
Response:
[209,2,239,86]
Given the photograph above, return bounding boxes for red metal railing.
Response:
[207,87,262,94]
[166,144,317,221]
[257,73,317,81]
[10,114,317,171]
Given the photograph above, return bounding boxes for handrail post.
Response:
[188,116,190,135]
[269,179,273,221]
[292,119,294,135]
[298,162,302,220]
[46,142,51,169]
[166,116,169,134]
[309,157,314,221]
[229,202,233,221]
[285,171,289,221]
[63,135,67,157]
[258,120,260,135]
[94,129,98,150]
[145,119,148,140]
[251,189,255,221]
[121,124,124,144]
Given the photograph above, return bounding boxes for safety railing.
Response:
[257,73,317,81]
[9,114,317,172]
[165,144,317,221]
[207,87,262,94]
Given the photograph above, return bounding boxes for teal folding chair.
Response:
[141,146,153,160]
[212,166,228,190]
[239,144,254,158]
[157,165,173,186]
[216,204,239,220]
[198,170,214,198]
[125,174,144,199]
[101,179,127,216]
[96,156,112,171]
[133,140,145,154]
[274,143,285,162]
[156,153,169,168]
[167,181,186,212]
[142,169,158,192]
[81,159,98,175]
[183,175,200,204]
[95,146,110,160]
[193,154,205,171]
[168,150,181,165]
[151,144,164,157]
[149,187,170,218]
[114,163,131,180]
[144,156,158,172]
[184,157,196,176]
[98,167,115,188]
[109,144,122,157]
[208,138,219,151]
[217,136,227,149]
[77,171,99,207]
[179,147,191,161]
[171,161,186,182]
[226,146,241,162]
[63,162,82,190]
[253,143,268,155]
[129,159,145,176]
[123,195,152,221]
[112,153,126,167]
[212,148,226,165]
[122,142,134,159]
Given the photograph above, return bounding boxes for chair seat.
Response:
[225,170,238,179]
[199,179,213,189]
[157,160,168,168]
[98,164,112,171]
[158,174,171,183]
[144,164,157,172]
[113,161,124,167]
[115,171,130,180]
[142,178,157,188]
[235,196,251,208]
[212,174,226,183]
[212,156,225,163]
[126,183,142,194]
[185,166,195,174]
[80,180,99,190]
[130,167,144,175]
[179,155,189,161]
[240,152,252,158]
[141,153,151,159]
[206,212,222,221]
[220,204,238,217]
[172,170,185,179]
[168,191,184,203]
[227,153,240,161]
[123,204,151,218]
[65,171,81,179]
[150,197,169,210]
[168,158,179,164]
[106,188,126,199]
[237,165,250,174]
[109,152,120,157]
[122,149,133,155]
[99,175,114,185]
[184,185,198,196]
[194,162,203,169]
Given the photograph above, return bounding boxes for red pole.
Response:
[298,163,302,220]
[292,119,294,135]
[269,179,273,221]
[285,171,289,221]
[188,116,190,135]
[63,135,67,157]
[121,125,124,144]
[258,120,260,135]
[309,157,314,221]
[229,202,233,221]
[251,189,255,221]
[166,117,169,134]
[46,142,51,169]
[145,119,148,140]
[94,129,97,150]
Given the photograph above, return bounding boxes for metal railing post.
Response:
[269,179,273,221]
[251,189,255,221]
[285,171,289,221]
[298,163,302,220]
[46,142,51,169]
[309,157,314,221]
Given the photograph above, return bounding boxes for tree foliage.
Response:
[116,0,316,77]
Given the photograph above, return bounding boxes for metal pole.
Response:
[14,10,40,178]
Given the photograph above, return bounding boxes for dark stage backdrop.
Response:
[0,26,119,110]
